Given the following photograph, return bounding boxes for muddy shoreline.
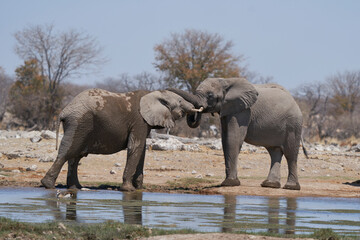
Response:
[1,131,359,198]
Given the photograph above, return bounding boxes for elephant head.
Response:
[139,90,201,128]
[168,78,259,127]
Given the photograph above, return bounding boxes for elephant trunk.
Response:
[167,88,207,109]
[167,88,206,128]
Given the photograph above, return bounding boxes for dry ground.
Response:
[1,137,359,198]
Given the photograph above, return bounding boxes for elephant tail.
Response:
[301,137,309,159]
[55,114,64,150]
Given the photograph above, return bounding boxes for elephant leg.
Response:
[67,157,82,189]
[283,131,301,190]
[41,154,67,189]
[120,129,148,192]
[41,121,86,189]
[261,147,283,188]
[132,146,146,189]
[220,113,249,187]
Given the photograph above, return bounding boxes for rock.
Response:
[39,156,56,162]
[110,170,116,174]
[58,222,66,230]
[195,174,203,179]
[242,165,252,170]
[206,173,214,177]
[209,139,222,150]
[182,144,200,152]
[26,165,38,171]
[160,166,167,170]
[41,130,57,139]
[191,170,197,174]
[4,152,22,159]
[114,163,121,167]
[301,168,305,172]
[0,162,4,168]
[30,135,42,143]
[350,144,360,152]
[150,137,184,151]
[11,169,21,173]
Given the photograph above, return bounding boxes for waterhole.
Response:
[0,187,359,236]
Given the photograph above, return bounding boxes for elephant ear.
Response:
[140,91,175,128]
[220,78,259,117]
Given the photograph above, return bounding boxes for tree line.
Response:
[0,24,359,141]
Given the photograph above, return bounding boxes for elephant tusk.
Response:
[191,107,204,113]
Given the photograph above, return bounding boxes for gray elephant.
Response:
[169,78,307,190]
[41,88,199,191]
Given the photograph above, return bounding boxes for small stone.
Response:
[195,174,203,179]
[114,163,121,167]
[39,156,55,162]
[41,130,57,139]
[191,170,197,174]
[110,170,117,174]
[4,152,22,159]
[301,168,305,172]
[160,166,167,170]
[0,162,4,168]
[26,165,38,171]
[12,169,21,173]
[206,173,214,177]
[58,222,66,230]
[30,136,42,143]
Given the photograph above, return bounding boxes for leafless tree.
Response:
[294,83,336,139]
[242,70,274,84]
[13,24,105,129]
[14,24,105,95]
[154,29,244,93]
[0,67,13,121]
[327,71,360,137]
[96,72,165,92]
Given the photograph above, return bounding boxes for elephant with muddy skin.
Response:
[169,78,307,190]
[41,88,200,191]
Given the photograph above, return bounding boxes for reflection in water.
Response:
[267,198,280,233]
[222,194,237,233]
[44,190,78,221]
[267,198,297,234]
[122,191,143,225]
[1,188,358,236]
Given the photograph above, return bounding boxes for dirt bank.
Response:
[1,133,359,198]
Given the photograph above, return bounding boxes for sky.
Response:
[1,0,359,91]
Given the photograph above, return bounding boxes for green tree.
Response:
[9,59,61,129]
[154,29,243,93]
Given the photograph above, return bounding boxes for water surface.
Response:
[0,187,359,236]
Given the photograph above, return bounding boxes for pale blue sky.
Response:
[1,0,359,90]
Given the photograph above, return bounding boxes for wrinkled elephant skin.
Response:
[41,89,195,191]
[169,78,306,190]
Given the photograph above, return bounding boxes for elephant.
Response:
[169,78,307,190]
[41,88,200,191]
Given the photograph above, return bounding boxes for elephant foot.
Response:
[133,176,143,189]
[283,182,301,190]
[221,178,240,187]
[67,183,83,190]
[41,177,55,189]
[120,182,136,192]
[261,180,281,189]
